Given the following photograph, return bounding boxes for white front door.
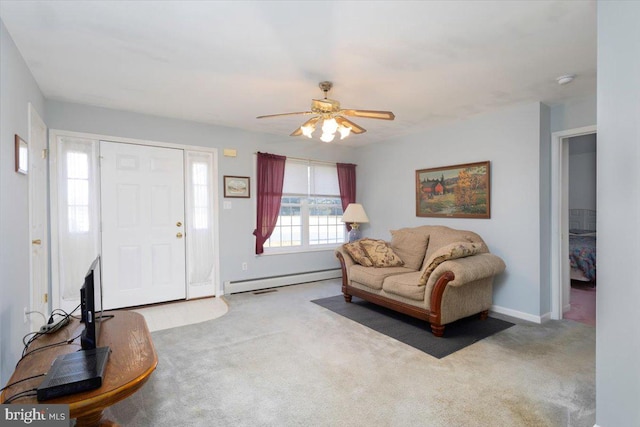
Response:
[100,141,186,309]
[28,104,49,328]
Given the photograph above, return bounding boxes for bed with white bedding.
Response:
[568,209,597,283]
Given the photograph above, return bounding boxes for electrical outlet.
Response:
[242,262,248,271]
[24,307,28,324]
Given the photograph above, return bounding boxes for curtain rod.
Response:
[253,152,356,167]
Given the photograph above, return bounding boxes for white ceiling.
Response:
[0,1,596,146]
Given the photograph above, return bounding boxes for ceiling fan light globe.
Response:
[301,125,315,138]
[338,125,351,139]
[322,118,339,135]
[320,132,335,143]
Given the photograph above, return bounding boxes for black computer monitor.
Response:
[80,255,103,350]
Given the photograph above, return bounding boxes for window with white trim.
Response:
[264,159,346,251]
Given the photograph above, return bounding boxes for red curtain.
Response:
[337,163,357,231]
[253,152,287,254]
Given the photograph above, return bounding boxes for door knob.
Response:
[176,221,182,227]
[32,239,42,245]
[176,232,183,238]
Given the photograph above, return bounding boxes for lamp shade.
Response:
[342,203,369,224]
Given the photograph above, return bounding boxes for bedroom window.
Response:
[264,159,346,251]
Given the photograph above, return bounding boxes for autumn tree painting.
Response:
[415,161,490,218]
[454,169,477,209]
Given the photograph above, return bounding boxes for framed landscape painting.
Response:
[415,161,490,218]
[224,176,250,198]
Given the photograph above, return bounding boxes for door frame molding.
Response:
[28,103,49,329]
[49,129,221,311]
[550,125,596,320]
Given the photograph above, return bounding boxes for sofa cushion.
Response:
[382,272,426,301]
[418,241,485,285]
[343,242,374,267]
[390,229,430,271]
[407,226,488,269]
[350,265,414,290]
[359,239,405,268]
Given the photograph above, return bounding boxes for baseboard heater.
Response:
[224,269,341,294]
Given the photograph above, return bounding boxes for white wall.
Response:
[568,135,597,211]
[550,94,597,133]
[358,102,547,319]
[538,103,552,315]
[0,19,46,385]
[44,100,358,291]
[596,1,640,425]
[569,152,597,210]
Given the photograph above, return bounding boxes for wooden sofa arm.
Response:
[335,249,353,301]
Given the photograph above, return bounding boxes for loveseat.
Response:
[334,225,506,337]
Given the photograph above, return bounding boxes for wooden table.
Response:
[1,311,157,427]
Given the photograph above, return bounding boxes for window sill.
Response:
[259,244,343,256]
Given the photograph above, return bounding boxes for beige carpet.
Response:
[105,280,595,426]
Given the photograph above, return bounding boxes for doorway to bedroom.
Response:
[550,126,597,326]
[563,134,597,326]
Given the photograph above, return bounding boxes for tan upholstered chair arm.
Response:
[425,253,506,289]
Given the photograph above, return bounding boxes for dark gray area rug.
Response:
[312,295,514,359]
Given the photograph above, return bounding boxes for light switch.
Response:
[223,201,232,210]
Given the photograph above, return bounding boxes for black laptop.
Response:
[37,346,110,401]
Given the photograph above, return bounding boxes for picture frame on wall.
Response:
[15,134,28,175]
[416,161,490,218]
[223,175,250,198]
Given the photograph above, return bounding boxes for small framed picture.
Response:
[224,176,250,198]
[15,134,28,175]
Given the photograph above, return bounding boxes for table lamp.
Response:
[342,203,369,242]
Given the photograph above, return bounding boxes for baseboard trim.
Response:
[491,305,546,324]
[224,269,341,294]
[540,312,552,323]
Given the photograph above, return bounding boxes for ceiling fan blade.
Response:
[256,111,313,119]
[335,116,367,134]
[290,116,320,137]
[340,109,395,120]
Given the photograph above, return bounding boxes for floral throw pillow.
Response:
[359,239,405,268]
[343,241,374,267]
[418,242,484,285]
